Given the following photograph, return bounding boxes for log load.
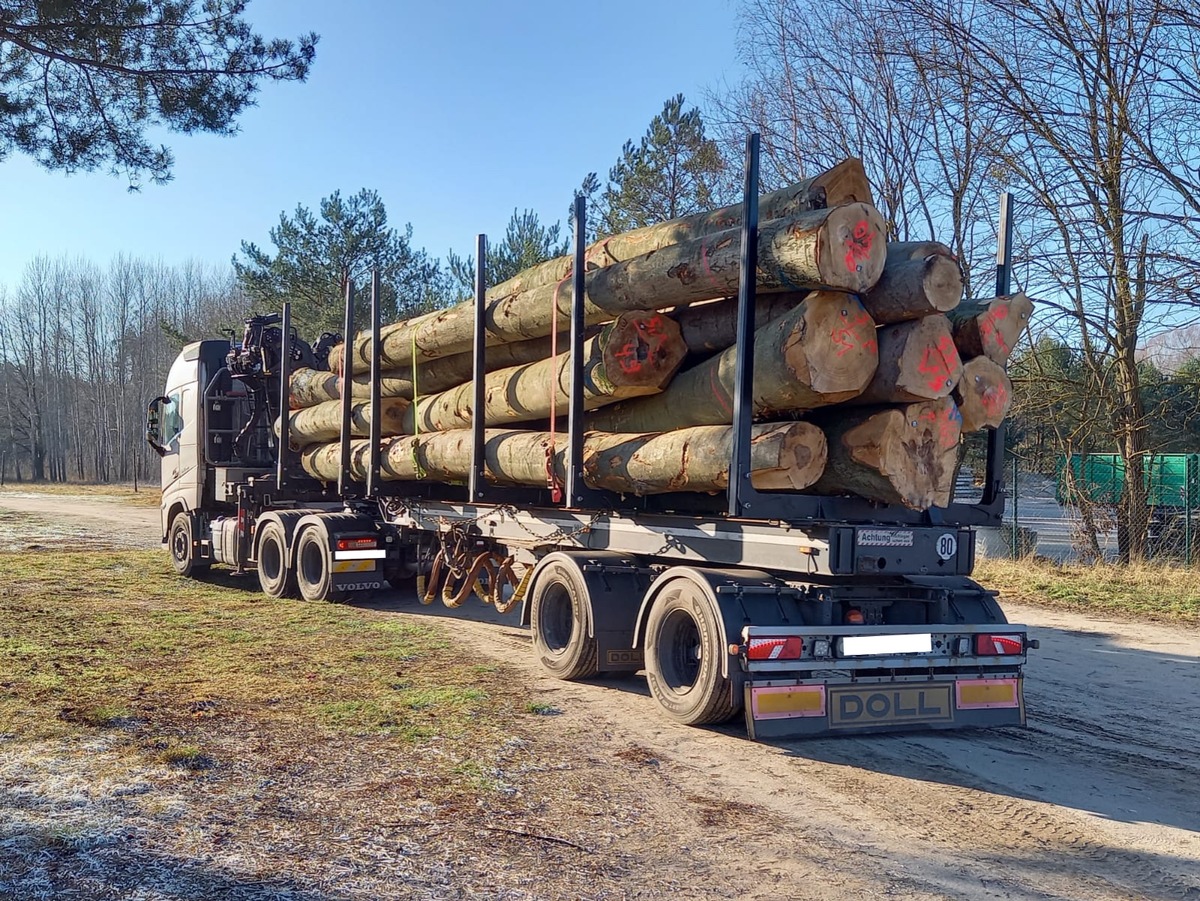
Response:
[850,316,963,405]
[456,157,875,300]
[281,396,410,446]
[407,311,685,432]
[298,421,826,495]
[671,292,804,355]
[948,291,1033,365]
[288,332,564,407]
[588,292,878,433]
[330,203,889,374]
[811,396,964,510]
[862,242,963,324]
[954,356,1013,431]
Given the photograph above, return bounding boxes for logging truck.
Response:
[147,148,1034,740]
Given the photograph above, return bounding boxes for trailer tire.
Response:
[644,579,741,725]
[256,521,297,598]
[529,561,599,680]
[294,527,346,603]
[168,511,208,578]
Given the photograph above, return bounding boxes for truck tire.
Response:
[256,521,297,599]
[644,579,741,725]
[294,527,346,603]
[529,560,599,680]
[168,511,209,578]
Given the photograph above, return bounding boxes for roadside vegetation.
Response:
[0,482,161,507]
[977,557,1200,623]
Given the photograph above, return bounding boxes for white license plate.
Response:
[840,633,932,657]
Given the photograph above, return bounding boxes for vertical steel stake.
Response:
[565,195,588,507]
[985,192,1015,509]
[470,235,488,502]
[277,301,293,490]
[728,133,760,518]
[367,270,382,497]
[338,280,356,498]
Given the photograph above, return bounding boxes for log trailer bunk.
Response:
[147,137,1034,739]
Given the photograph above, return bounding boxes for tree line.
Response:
[3,0,1200,559]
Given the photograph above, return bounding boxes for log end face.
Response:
[882,398,963,509]
[792,292,879,398]
[601,311,687,390]
[954,357,1013,431]
[750,421,828,491]
[816,203,889,293]
[923,254,965,313]
[813,158,875,208]
[892,315,964,401]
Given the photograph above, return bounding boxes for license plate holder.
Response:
[828,683,954,729]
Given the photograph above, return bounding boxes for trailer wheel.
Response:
[294,527,346,603]
[168,511,208,578]
[644,580,741,725]
[256,521,297,599]
[529,561,599,680]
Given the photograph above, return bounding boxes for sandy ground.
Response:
[3,492,1198,900]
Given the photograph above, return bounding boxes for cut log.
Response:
[954,356,1013,431]
[297,421,826,495]
[862,242,963,324]
[671,293,803,355]
[850,316,963,405]
[460,157,875,299]
[409,311,685,433]
[588,292,878,433]
[279,396,410,445]
[289,333,564,408]
[947,291,1033,365]
[811,397,963,510]
[330,203,889,374]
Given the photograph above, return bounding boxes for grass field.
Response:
[977,557,1200,622]
[0,481,161,507]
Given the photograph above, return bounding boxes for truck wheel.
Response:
[256,521,297,599]
[644,580,741,725]
[529,561,599,680]
[168,511,208,578]
[294,527,346,603]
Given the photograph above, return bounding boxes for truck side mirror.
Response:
[146,395,170,458]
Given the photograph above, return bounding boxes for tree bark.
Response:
[458,157,875,300]
[298,421,825,495]
[407,311,685,433]
[947,291,1033,365]
[671,292,804,355]
[588,292,878,432]
[278,396,411,446]
[288,333,565,408]
[863,242,963,324]
[850,315,963,405]
[330,204,889,374]
[811,397,963,510]
[953,356,1013,431]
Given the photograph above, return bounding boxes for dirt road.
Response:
[5,492,1198,899]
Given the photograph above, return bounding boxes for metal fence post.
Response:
[1187,455,1195,566]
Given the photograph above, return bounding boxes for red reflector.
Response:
[746,637,803,660]
[337,537,377,551]
[975,634,1023,656]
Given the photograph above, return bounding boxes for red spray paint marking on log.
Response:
[844,220,874,272]
[918,335,962,393]
[830,309,875,358]
[978,305,1011,353]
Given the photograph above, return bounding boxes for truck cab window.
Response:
[161,392,184,446]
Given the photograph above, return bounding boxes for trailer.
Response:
[146,139,1033,739]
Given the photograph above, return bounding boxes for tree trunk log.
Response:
[954,356,1013,431]
[408,311,685,433]
[298,421,825,495]
[947,291,1033,365]
[671,292,804,355]
[278,396,411,446]
[288,333,564,408]
[862,242,963,324]
[850,316,963,405]
[457,157,875,301]
[811,397,963,510]
[330,204,889,374]
[588,292,878,432]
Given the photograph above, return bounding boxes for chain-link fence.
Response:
[958,446,1200,563]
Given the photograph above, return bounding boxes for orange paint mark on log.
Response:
[613,342,644,374]
[830,309,874,358]
[918,403,962,450]
[978,306,1011,353]
[981,382,1009,416]
[918,335,962,392]
[843,219,874,272]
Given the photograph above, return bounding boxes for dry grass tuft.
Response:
[976,556,1200,622]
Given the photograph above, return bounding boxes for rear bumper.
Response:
[745,674,1025,739]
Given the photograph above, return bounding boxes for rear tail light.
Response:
[337,536,377,551]
[975,634,1024,656]
[746,637,803,660]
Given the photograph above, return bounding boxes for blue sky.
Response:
[0,0,745,292]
